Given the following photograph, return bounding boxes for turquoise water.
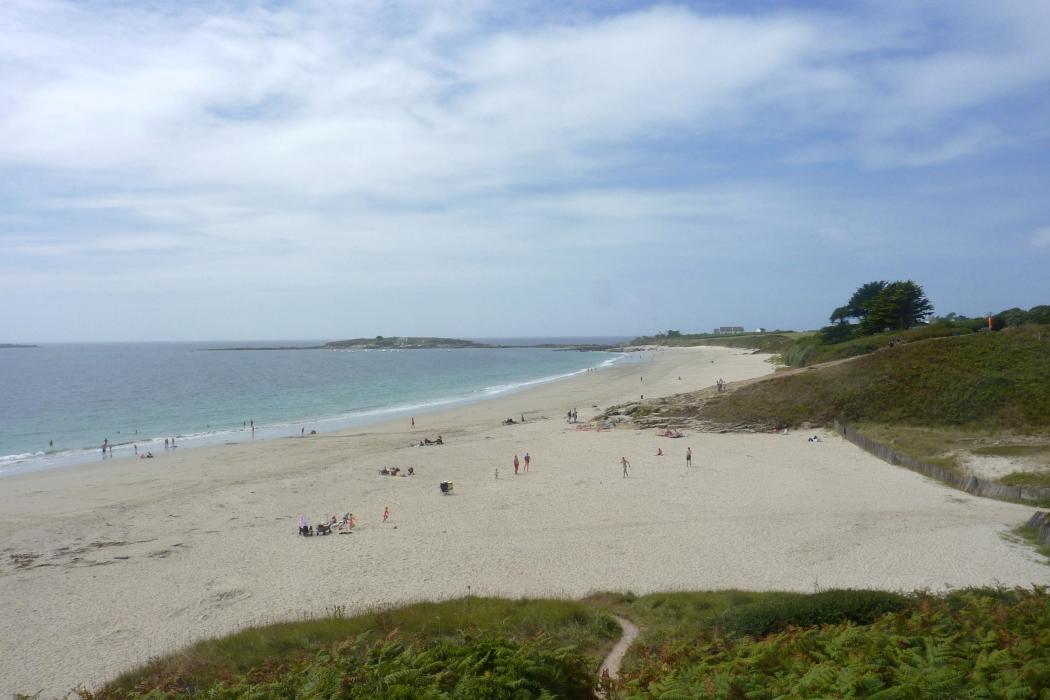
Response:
[0,340,627,475]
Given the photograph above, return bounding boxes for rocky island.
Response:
[323,336,489,349]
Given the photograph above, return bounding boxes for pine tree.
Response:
[861,281,933,333]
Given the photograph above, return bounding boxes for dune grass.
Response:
[791,323,981,367]
[1000,471,1050,488]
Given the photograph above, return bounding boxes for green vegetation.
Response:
[589,589,908,653]
[1010,525,1050,562]
[780,322,978,367]
[88,589,1050,699]
[1000,471,1050,488]
[702,325,1050,432]
[109,636,592,699]
[98,598,618,698]
[621,588,1050,699]
[823,279,933,341]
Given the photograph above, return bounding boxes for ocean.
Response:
[0,338,630,476]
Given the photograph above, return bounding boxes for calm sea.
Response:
[0,338,631,476]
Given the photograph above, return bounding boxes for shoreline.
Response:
[0,350,630,478]
[2,345,1048,695]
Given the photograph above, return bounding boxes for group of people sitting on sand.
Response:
[379,466,414,476]
[417,435,444,446]
[298,512,355,536]
[658,429,684,438]
[716,378,727,393]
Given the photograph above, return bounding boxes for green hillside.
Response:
[97,598,616,698]
[702,325,1050,431]
[85,589,1049,699]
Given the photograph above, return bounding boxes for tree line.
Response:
[823,279,1049,344]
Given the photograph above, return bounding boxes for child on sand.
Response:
[383,506,389,523]
[621,456,630,478]
[513,455,520,475]
[523,452,530,471]
[686,447,692,467]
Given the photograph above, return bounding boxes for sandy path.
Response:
[598,616,640,682]
[1,346,1047,696]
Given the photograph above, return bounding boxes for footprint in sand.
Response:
[193,588,252,621]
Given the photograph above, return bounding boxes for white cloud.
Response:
[2,1,1050,340]
[2,0,1047,198]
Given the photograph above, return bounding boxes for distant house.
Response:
[713,326,745,335]
[755,327,767,333]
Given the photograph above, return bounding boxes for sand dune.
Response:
[1,346,1046,696]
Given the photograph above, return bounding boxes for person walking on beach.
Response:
[382,506,389,523]
[513,454,520,475]
[621,456,630,478]
[523,452,530,472]
[686,447,692,467]
[411,417,415,428]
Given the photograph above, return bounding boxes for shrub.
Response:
[720,589,908,638]
[624,588,1050,699]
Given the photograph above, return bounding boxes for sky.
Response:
[1,0,1049,342]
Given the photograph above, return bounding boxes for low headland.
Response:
[208,337,619,351]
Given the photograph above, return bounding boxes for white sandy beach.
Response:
[2,346,1047,696]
